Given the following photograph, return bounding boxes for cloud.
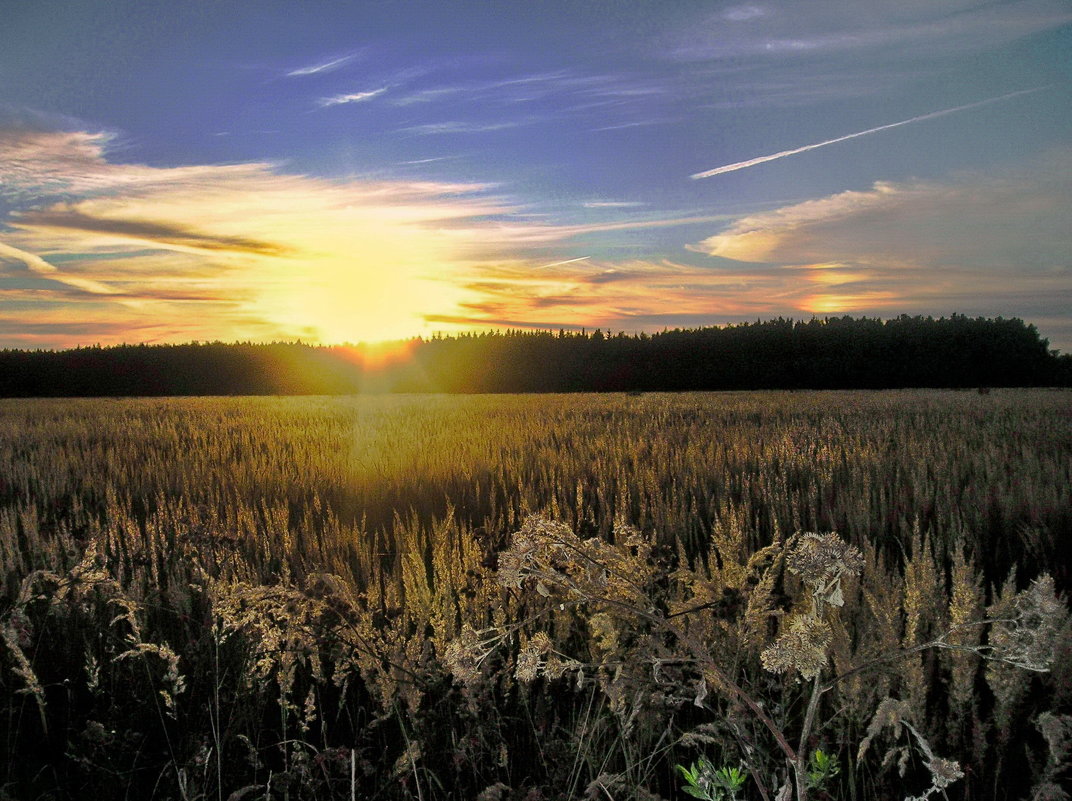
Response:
[6,125,1069,351]
[12,207,293,256]
[0,129,764,348]
[432,257,806,330]
[388,69,678,132]
[286,53,360,78]
[694,158,1072,269]
[660,1,1072,107]
[390,87,468,107]
[0,239,116,295]
[390,71,574,108]
[691,88,1048,179]
[424,154,1072,346]
[0,129,276,200]
[669,0,1072,62]
[592,118,677,133]
[402,120,529,135]
[0,126,529,347]
[689,153,1072,334]
[436,248,1070,348]
[535,257,590,269]
[318,88,388,107]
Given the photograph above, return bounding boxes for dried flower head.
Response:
[1037,712,1072,768]
[475,782,511,801]
[789,532,863,586]
[786,532,864,614]
[444,625,492,688]
[515,631,553,683]
[760,615,832,680]
[926,757,964,789]
[497,515,575,589]
[989,575,1065,672]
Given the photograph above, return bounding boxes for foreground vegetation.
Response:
[0,390,1069,799]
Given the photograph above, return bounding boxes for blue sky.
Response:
[1,0,1070,349]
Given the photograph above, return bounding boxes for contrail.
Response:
[536,256,590,269]
[691,87,1047,180]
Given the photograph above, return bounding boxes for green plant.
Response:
[805,749,839,792]
[676,757,747,800]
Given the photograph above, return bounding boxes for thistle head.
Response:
[788,532,863,609]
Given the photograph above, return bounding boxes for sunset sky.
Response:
[1,1,1070,350]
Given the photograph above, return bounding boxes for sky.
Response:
[1,0,1070,350]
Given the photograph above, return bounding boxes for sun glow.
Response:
[197,188,495,344]
[0,129,505,345]
[337,339,421,371]
[798,291,897,314]
[262,247,467,344]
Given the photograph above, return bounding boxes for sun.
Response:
[252,223,471,344]
[293,261,450,343]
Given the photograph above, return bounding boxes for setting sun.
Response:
[1,0,1069,352]
[253,229,473,344]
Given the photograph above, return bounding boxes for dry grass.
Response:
[0,389,1069,799]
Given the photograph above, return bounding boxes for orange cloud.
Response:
[690,155,1072,323]
[4,128,1070,349]
[0,127,766,346]
[0,128,528,345]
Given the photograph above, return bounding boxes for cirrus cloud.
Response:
[690,151,1072,345]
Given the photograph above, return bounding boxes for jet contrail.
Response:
[691,87,1047,180]
[536,256,590,269]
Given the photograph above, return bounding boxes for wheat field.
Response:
[0,390,1069,800]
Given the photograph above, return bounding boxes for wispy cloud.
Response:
[0,129,277,199]
[318,88,388,107]
[592,118,677,133]
[424,257,799,330]
[691,87,1048,179]
[402,120,528,135]
[0,126,524,346]
[14,208,293,256]
[661,2,1072,107]
[390,87,468,107]
[669,1,1072,62]
[0,239,116,295]
[286,53,360,78]
[397,155,463,166]
[388,68,678,130]
[560,214,736,237]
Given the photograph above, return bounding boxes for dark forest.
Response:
[2,315,1069,396]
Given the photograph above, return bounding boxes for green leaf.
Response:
[676,763,697,783]
[715,765,747,790]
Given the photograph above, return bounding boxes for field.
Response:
[0,390,1069,800]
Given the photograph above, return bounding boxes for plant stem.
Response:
[794,674,824,801]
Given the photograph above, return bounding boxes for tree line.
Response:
[2,315,1069,396]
